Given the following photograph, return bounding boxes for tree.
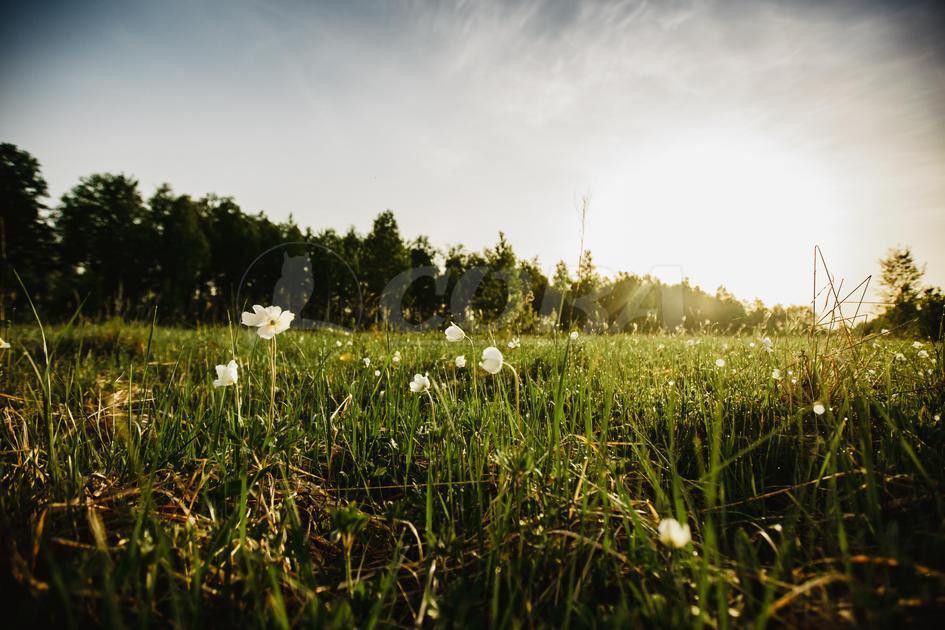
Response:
[878,246,925,329]
[880,246,924,307]
[548,259,573,326]
[402,235,440,324]
[0,143,53,318]
[360,211,410,320]
[917,287,945,339]
[200,195,261,316]
[552,260,572,292]
[475,233,524,325]
[55,174,153,316]
[507,256,547,330]
[7,143,856,331]
[150,185,210,319]
[574,249,600,295]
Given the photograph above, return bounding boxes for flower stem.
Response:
[268,336,277,430]
[506,363,521,437]
[235,374,242,427]
[467,337,479,413]
[425,389,437,428]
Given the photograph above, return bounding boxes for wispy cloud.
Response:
[1,0,943,305]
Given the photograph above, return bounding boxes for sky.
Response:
[2,0,944,307]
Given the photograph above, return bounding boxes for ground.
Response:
[1,323,943,627]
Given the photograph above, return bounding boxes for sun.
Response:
[614,130,833,225]
[592,128,842,305]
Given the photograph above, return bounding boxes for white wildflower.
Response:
[409,373,430,394]
[480,346,504,375]
[212,359,238,388]
[445,322,466,343]
[658,518,692,548]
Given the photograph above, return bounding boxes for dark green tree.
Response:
[402,235,440,324]
[199,195,256,315]
[150,185,210,319]
[360,211,410,320]
[917,288,945,339]
[474,233,521,324]
[0,143,54,318]
[308,227,363,327]
[55,174,153,317]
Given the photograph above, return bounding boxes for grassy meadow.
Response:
[1,321,943,627]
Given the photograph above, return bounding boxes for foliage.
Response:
[3,143,819,334]
[0,143,55,316]
[863,247,944,339]
[880,246,924,308]
[4,143,941,341]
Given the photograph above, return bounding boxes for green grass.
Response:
[1,321,943,627]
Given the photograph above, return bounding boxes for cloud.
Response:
[1,0,943,305]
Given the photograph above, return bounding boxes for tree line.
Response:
[860,247,944,339]
[2,142,940,336]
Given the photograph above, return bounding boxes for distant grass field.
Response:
[1,322,943,627]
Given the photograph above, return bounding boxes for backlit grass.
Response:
[1,322,943,627]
